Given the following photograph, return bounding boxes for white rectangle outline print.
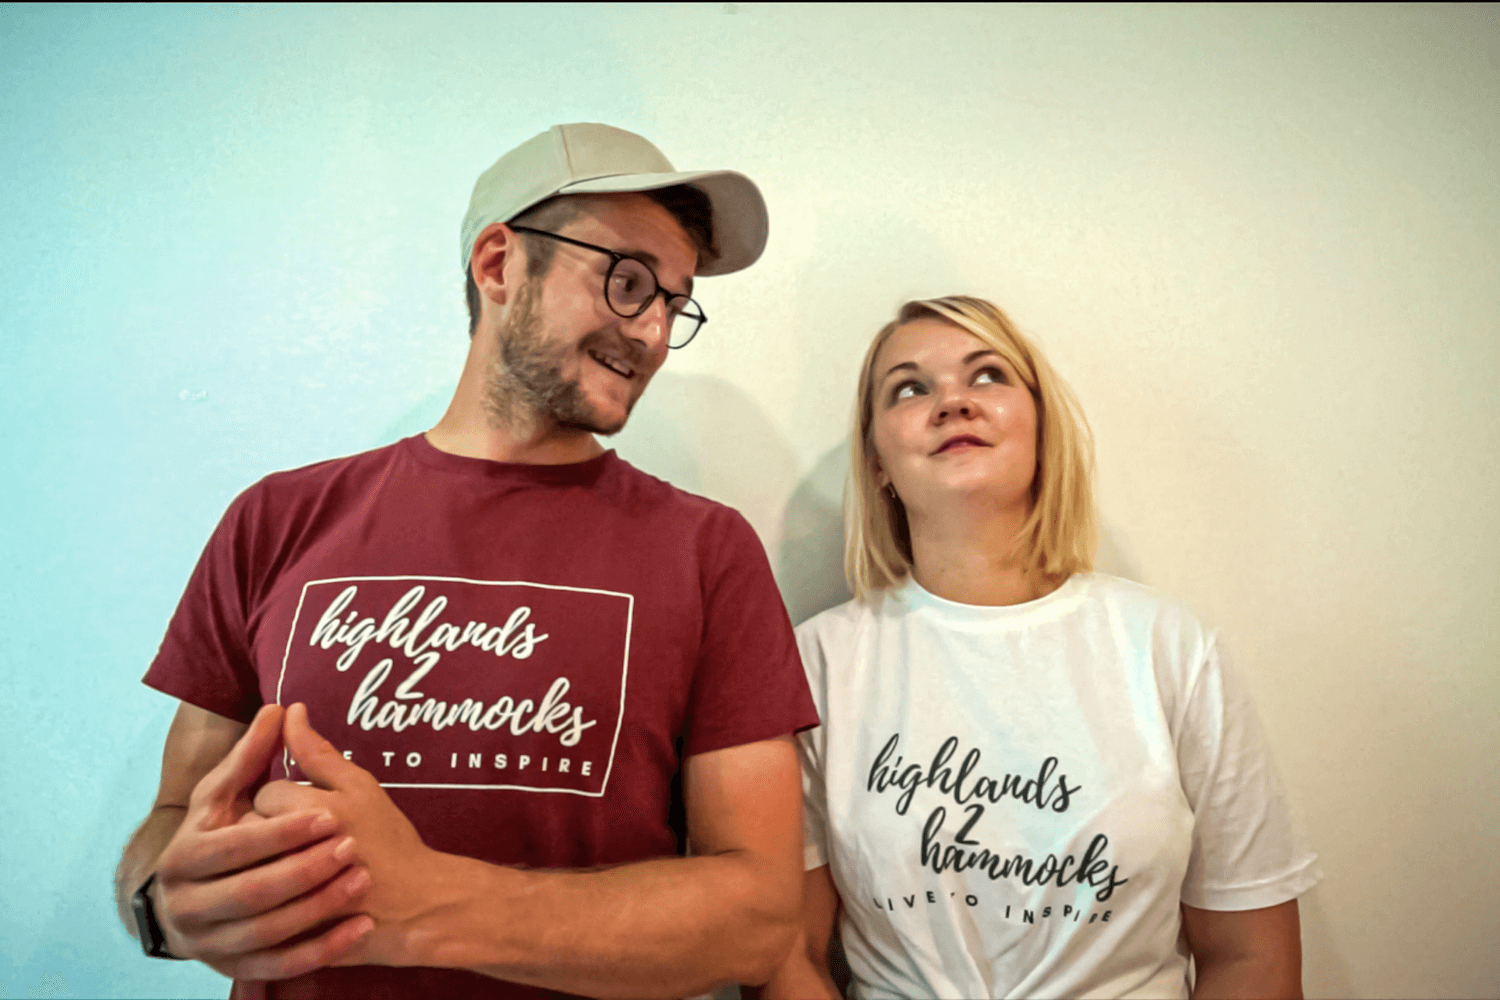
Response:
[277,574,632,797]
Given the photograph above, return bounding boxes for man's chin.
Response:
[559,403,631,438]
[561,419,625,438]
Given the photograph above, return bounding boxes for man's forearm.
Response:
[751,945,841,1000]
[114,806,186,934]
[403,848,799,998]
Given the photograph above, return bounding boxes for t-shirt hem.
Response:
[1182,856,1322,911]
[683,716,821,758]
[142,671,259,724]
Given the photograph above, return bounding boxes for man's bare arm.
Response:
[457,733,805,994]
[256,705,805,997]
[115,702,249,930]
[115,702,372,979]
[751,864,843,1000]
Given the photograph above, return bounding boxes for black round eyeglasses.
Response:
[510,226,707,349]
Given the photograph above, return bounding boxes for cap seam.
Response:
[555,124,577,177]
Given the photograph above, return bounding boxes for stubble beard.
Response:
[482,279,634,438]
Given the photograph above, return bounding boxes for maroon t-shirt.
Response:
[144,435,818,998]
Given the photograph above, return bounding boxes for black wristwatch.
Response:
[131,872,187,960]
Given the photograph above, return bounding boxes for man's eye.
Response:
[611,271,641,296]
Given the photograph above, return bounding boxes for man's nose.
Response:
[623,294,671,353]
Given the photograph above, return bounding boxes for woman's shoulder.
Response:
[1078,573,1212,636]
[1076,574,1221,707]
[794,591,887,646]
[792,591,909,695]
[793,574,1216,660]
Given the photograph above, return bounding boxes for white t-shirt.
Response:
[796,573,1320,999]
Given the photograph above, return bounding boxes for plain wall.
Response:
[2,4,1496,997]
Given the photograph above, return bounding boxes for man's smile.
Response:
[587,348,636,380]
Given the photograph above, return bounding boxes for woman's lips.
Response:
[934,435,989,454]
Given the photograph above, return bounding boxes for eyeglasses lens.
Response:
[668,307,704,349]
[605,258,703,349]
[606,258,654,313]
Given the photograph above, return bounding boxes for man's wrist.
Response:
[131,872,187,960]
[398,852,517,971]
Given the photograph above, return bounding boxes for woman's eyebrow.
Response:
[880,360,921,382]
[882,350,1001,384]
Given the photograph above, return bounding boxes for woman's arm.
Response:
[1182,899,1303,1000]
[750,864,843,1000]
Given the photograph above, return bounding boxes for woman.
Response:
[763,297,1320,998]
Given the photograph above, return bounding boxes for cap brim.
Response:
[559,169,768,276]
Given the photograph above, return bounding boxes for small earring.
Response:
[885,484,897,500]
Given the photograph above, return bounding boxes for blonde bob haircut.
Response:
[845,296,1098,599]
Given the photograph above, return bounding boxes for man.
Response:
[115,123,819,999]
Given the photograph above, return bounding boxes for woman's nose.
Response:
[933,382,976,421]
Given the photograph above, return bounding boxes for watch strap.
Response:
[131,872,187,960]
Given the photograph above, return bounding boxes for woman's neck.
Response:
[906,500,1065,607]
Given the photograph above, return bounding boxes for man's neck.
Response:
[423,410,603,464]
[424,422,605,466]
[426,327,608,466]
[426,395,605,466]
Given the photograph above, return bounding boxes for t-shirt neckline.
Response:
[401,432,618,485]
[897,571,1091,628]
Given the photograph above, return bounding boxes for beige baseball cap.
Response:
[460,123,768,277]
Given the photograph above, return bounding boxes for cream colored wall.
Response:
[3,4,1495,997]
[610,6,1500,997]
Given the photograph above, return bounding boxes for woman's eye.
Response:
[974,366,1007,385]
[892,381,923,402]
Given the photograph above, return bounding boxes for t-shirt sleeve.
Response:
[794,619,831,871]
[1176,635,1321,910]
[142,488,265,723]
[680,509,820,757]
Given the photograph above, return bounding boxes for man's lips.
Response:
[933,434,990,454]
[588,348,636,380]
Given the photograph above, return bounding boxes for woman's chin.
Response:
[907,479,1031,517]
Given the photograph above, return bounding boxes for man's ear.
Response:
[470,223,521,311]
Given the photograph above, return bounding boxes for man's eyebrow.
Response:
[618,246,693,299]
[618,246,660,268]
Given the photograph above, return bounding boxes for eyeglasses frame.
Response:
[508,225,707,349]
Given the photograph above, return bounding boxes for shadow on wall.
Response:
[1298,885,1356,1000]
[611,371,804,547]
[774,448,1150,626]
[1096,517,1145,584]
[779,440,854,625]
